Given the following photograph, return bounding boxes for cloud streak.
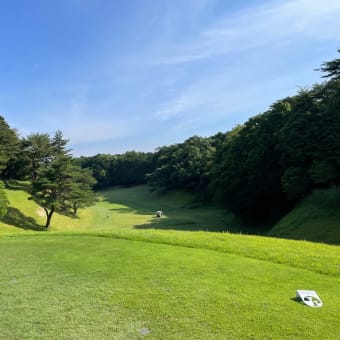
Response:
[148,0,340,142]
[151,0,340,65]
[3,0,339,155]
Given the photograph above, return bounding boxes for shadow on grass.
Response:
[109,207,136,214]
[101,190,157,216]
[1,207,45,231]
[133,217,267,233]
[133,216,229,232]
[290,297,303,306]
[100,186,264,234]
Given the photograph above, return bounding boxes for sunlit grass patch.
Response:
[0,234,339,339]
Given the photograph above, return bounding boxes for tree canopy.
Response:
[0,115,19,174]
[318,48,340,80]
[30,134,96,229]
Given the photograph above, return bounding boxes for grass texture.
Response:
[0,183,339,339]
[1,234,339,339]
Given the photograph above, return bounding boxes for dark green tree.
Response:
[22,133,52,181]
[318,49,340,80]
[0,181,8,218]
[147,136,215,201]
[30,131,96,229]
[210,102,292,221]
[31,155,72,229]
[77,154,114,188]
[51,130,71,156]
[277,83,340,198]
[0,116,20,218]
[76,151,155,189]
[0,115,19,174]
[280,167,310,201]
[68,166,97,216]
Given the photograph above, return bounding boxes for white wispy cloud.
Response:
[151,0,340,65]
[151,0,340,137]
[153,62,318,138]
[7,0,339,155]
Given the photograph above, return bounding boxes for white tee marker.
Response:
[296,290,323,307]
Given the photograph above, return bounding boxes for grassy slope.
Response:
[1,184,340,338]
[0,184,242,233]
[270,189,340,245]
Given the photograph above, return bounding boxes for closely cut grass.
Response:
[81,228,340,277]
[95,185,242,232]
[1,184,340,339]
[1,234,339,339]
[0,184,242,233]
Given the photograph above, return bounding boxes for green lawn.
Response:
[0,184,340,339]
[1,234,339,339]
[0,184,242,233]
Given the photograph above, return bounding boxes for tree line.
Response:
[80,51,339,224]
[0,50,339,227]
[75,151,155,189]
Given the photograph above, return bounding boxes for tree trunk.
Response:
[73,202,78,217]
[32,159,37,181]
[44,206,54,230]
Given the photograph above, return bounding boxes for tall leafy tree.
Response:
[318,48,340,80]
[31,154,74,229]
[147,136,215,201]
[68,166,97,216]
[278,82,340,199]
[0,116,19,218]
[22,133,52,181]
[76,151,155,189]
[51,130,71,155]
[211,101,293,221]
[30,132,96,229]
[32,157,97,228]
[0,115,19,174]
[77,154,114,188]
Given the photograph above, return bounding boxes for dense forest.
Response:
[0,51,339,226]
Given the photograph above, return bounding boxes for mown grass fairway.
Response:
[1,184,340,339]
[1,235,340,339]
[0,184,242,233]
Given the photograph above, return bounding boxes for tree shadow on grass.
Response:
[99,186,258,233]
[2,207,45,231]
[99,187,165,216]
[133,216,230,232]
[108,207,137,214]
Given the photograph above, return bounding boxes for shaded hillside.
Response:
[269,188,340,245]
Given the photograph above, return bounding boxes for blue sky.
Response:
[1,0,339,156]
